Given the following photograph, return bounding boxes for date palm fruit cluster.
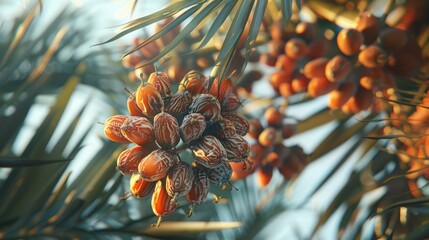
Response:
[383,91,429,198]
[102,70,250,225]
[259,13,423,113]
[261,21,322,96]
[230,106,307,187]
[330,13,421,113]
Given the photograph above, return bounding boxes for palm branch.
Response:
[0,1,136,238]
[97,0,297,81]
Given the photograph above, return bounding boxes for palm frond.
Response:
[0,157,68,167]
[97,0,294,81]
[0,1,129,238]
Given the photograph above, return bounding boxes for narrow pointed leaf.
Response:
[295,108,349,134]
[49,104,87,156]
[43,172,73,212]
[6,172,73,232]
[310,172,363,237]
[338,202,359,236]
[95,0,203,46]
[0,157,68,168]
[123,2,208,57]
[22,76,80,158]
[195,0,236,50]
[120,0,202,30]
[82,174,123,219]
[299,138,364,204]
[0,78,48,150]
[28,26,69,82]
[381,97,429,109]
[309,116,372,162]
[280,0,293,22]
[130,1,221,64]
[365,134,429,140]
[343,198,384,240]
[211,0,254,82]
[69,141,126,209]
[0,1,39,67]
[139,221,242,235]
[295,0,302,11]
[242,0,267,78]
[378,197,429,216]
[215,0,253,63]
[129,0,138,18]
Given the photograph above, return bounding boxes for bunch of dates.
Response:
[102,70,250,225]
[231,106,307,187]
[261,12,422,113]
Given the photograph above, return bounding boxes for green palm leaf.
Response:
[97,0,294,81]
[0,157,68,167]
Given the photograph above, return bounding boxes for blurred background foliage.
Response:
[1,0,429,239]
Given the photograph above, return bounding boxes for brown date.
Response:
[153,112,180,149]
[117,145,154,175]
[138,149,177,182]
[147,71,171,97]
[178,70,208,96]
[103,115,130,143]
[189,94,222,124]
[130,173,155,198]
[222,112,249,136]
[166,162,195,197]
[191,135,227,169]
[180,113,207,144]
[135,83,163,118]
[222,133,250,162]
[186,168,209,205]
[151,180,178,217]
[164,91,192,117]
[121,116,154,146]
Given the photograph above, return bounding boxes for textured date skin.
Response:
[166,162,194,197]
[178,70,208,96]
[222,112,249,136]
[209,77,235,105]
[135,83,163,118]
[180,113,206,144]
[102,69,255,219]
[127,92,144,116]
[202,162,232,186]
[222,133,250,162]
[117,145,154,175]
[221,92,241,112]
[211,118,236,139]
[130,173,155,198]
[189,94,222,124]
[325,55,352,83]
[165,91,192,117]
[186,168,209,205]
[151,180,177,217]
[191,135,227,169]
[154,112,180,149]
[104,115,130,143]
[138,149,177,181]
[121,116,154,146]
[148,71,171,97]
